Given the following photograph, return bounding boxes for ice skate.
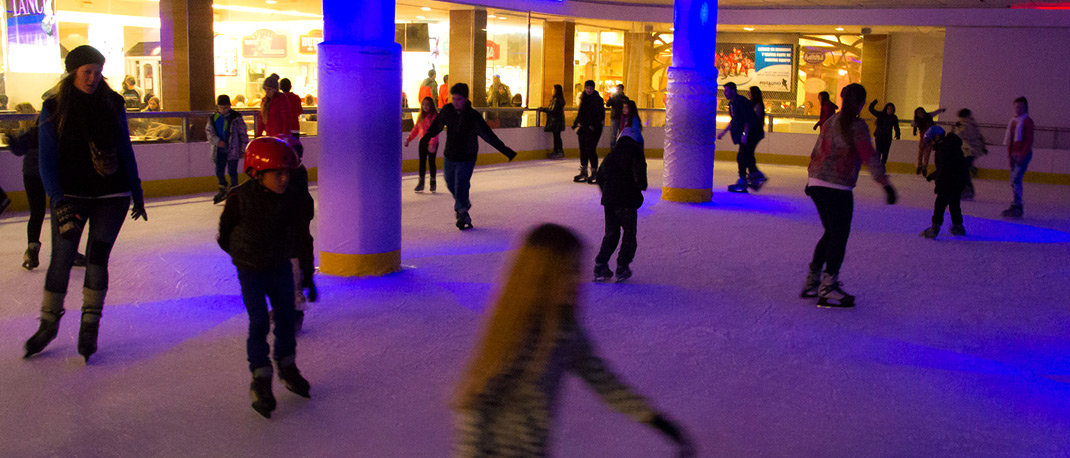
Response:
[747,172,768,191]
[212,186,228,204]
[573,166,588,183]
[817,273,855,308]
[921,224,940,239]
[615,265,632,283]
[249,371,276,418]
[1001,204,1023,219]
[23,242,41,270]
[78,310,102,363]
[414,178,425,193]
[800,267,820,298]
[429,178,437,193]
[278,362,311,398]
[586,170,597,185]
[949,224,967,236]
[23,310,64,359]
[593,264,613,282]
[727,178,749,193]
[456,211,473,231]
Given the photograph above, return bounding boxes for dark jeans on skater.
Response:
[807,186,853,275]
[595,206,638,268]
[1010,152,1032,206]
[215,153,239,188]
[444,159,476,213]
[24,174,47,245]
[875,135,893,166]
[419,144,438,182]
[932,191,963,226]
[552,130,562,152]
[238,261,296,372]
[45,196,130,295]
[736,140,761,179]
[578,127,602,170]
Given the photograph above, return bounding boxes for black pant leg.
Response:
[948,192,964,226]
[552,131,562,151]
[876,136,892,166]
[24,174,47,245]
[932,193,950,226]
[616,208,638,267]
[594,206,622,266]
[418,145,428,180]
[810,187,854,275]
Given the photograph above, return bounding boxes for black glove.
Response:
[504,148,517,161]
[650,414,695,457]
[884,185,898,205]
[304,278,318,303]
[54,199,85,239]
[131,202,148,221]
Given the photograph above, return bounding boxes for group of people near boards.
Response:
[0,43,1040,456]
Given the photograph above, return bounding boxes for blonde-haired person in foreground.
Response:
[454,223,695,457]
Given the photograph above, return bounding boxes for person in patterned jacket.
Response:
[453,224,695,457]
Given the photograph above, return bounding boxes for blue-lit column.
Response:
[317,0,402,276]
[662,0,718,203]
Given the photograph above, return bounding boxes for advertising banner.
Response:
[5,0,61,73]
[242,29,287,58]
[716,43,795,97]
[299,29,323,55]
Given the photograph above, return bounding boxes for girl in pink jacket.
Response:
[406,97,441,193]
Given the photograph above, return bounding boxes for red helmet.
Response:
[244,136,299,178]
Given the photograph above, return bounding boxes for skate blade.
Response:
[592,276,612,283]
[615,277,630,283]
[800,291,818,299]
[251,402,273,418]
[816,299,855,308]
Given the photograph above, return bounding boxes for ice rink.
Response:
[1,159,1068,458]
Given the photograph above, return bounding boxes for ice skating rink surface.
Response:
[1,160,1068,458]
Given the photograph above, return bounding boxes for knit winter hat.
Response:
[923,125,945,143]
[263,73,281,90]
[217,94,231,106]
[65,45,106,73]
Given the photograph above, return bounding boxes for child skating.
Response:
[405,96,440,193]
[218,136,313,418]
[593,137,647,282]
[454,224,694,457]
[920,126,970,239]
[420,83,516,230]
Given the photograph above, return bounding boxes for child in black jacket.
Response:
[593,136,648,282]
[218,137,313,418]
[921,126,970,239]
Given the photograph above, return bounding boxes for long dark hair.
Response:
[552,84,564,102]
[416,96,437,124]
[838,83,867,145]
[45,72,117,137]
[913,107,932,125]
[749,86,764,111]
[622,100,641,130]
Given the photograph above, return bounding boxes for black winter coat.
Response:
[421,102,516,163]
[219,178,314,272]
[596,138,648,208]
[573,91,605,133]
[543,96,566,133]
[9,124,39,178]
[927,133,969,195]
[868,101,901,141]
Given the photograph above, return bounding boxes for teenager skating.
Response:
[420,83,517,230]
[868,99,900,166]
[218,136,313,418]
[206,95,249,204]
[1002,97,1034,218]
[572,80,605,184]
[593,137,647,282]
[717,82,766,193]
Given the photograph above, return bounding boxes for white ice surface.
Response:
[1,160,1068,458]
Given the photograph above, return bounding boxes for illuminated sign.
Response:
[242,29,287,58]
[487,40,500,60]
[6,0,60,73]
[299,29,323,55]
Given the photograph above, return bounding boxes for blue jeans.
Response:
[238,262,296,372]
[444,159,476,213]
[45,196,130,295]
[215,151,238,188]
[1010,152,1032,206]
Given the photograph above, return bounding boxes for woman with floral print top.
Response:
[454,224,694,457]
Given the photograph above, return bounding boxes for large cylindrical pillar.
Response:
[663,0,718,203]
[317,0,402,276]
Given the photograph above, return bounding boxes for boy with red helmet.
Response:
[218,136,314,418]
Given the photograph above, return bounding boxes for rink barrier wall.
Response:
[3,127,1068,213]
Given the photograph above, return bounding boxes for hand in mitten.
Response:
[54,200,85,239]
[304,279,318,303]
[131,202,148,221]
[884,185,898,205]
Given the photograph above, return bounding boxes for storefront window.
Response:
[798,34,862,116]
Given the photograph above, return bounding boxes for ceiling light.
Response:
[265,0,276,4]
[416,15,425,19]
[743,27,754,31]
[838,69,848,76]
[421,6,431,11]
[498,16,507,20]
[835,27,845,31]
[488,14,496,18]
[211,4,322,18]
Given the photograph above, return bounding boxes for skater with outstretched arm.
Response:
[801,83,897,308]
[454,224,695,457]
[867,99,900,166]
[218,137,313,418]
[420,83,517,230]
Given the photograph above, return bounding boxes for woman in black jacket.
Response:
[540,84,566,159]
[572,80,604,184]
[868,100,901,165]
[24,45,147,363]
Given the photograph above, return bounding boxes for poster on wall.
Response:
[298,30,322,55]
[242,29,287,58]
[716,43,795,97]
[6,0,61,73]
[215,36,238,76]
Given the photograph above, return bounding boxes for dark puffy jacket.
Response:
[420,101,516,163]
[596,137,648,208]
[543,96,566,133]
[573,91,605,132]
[219,178,314,272]
[928,133,969,195]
